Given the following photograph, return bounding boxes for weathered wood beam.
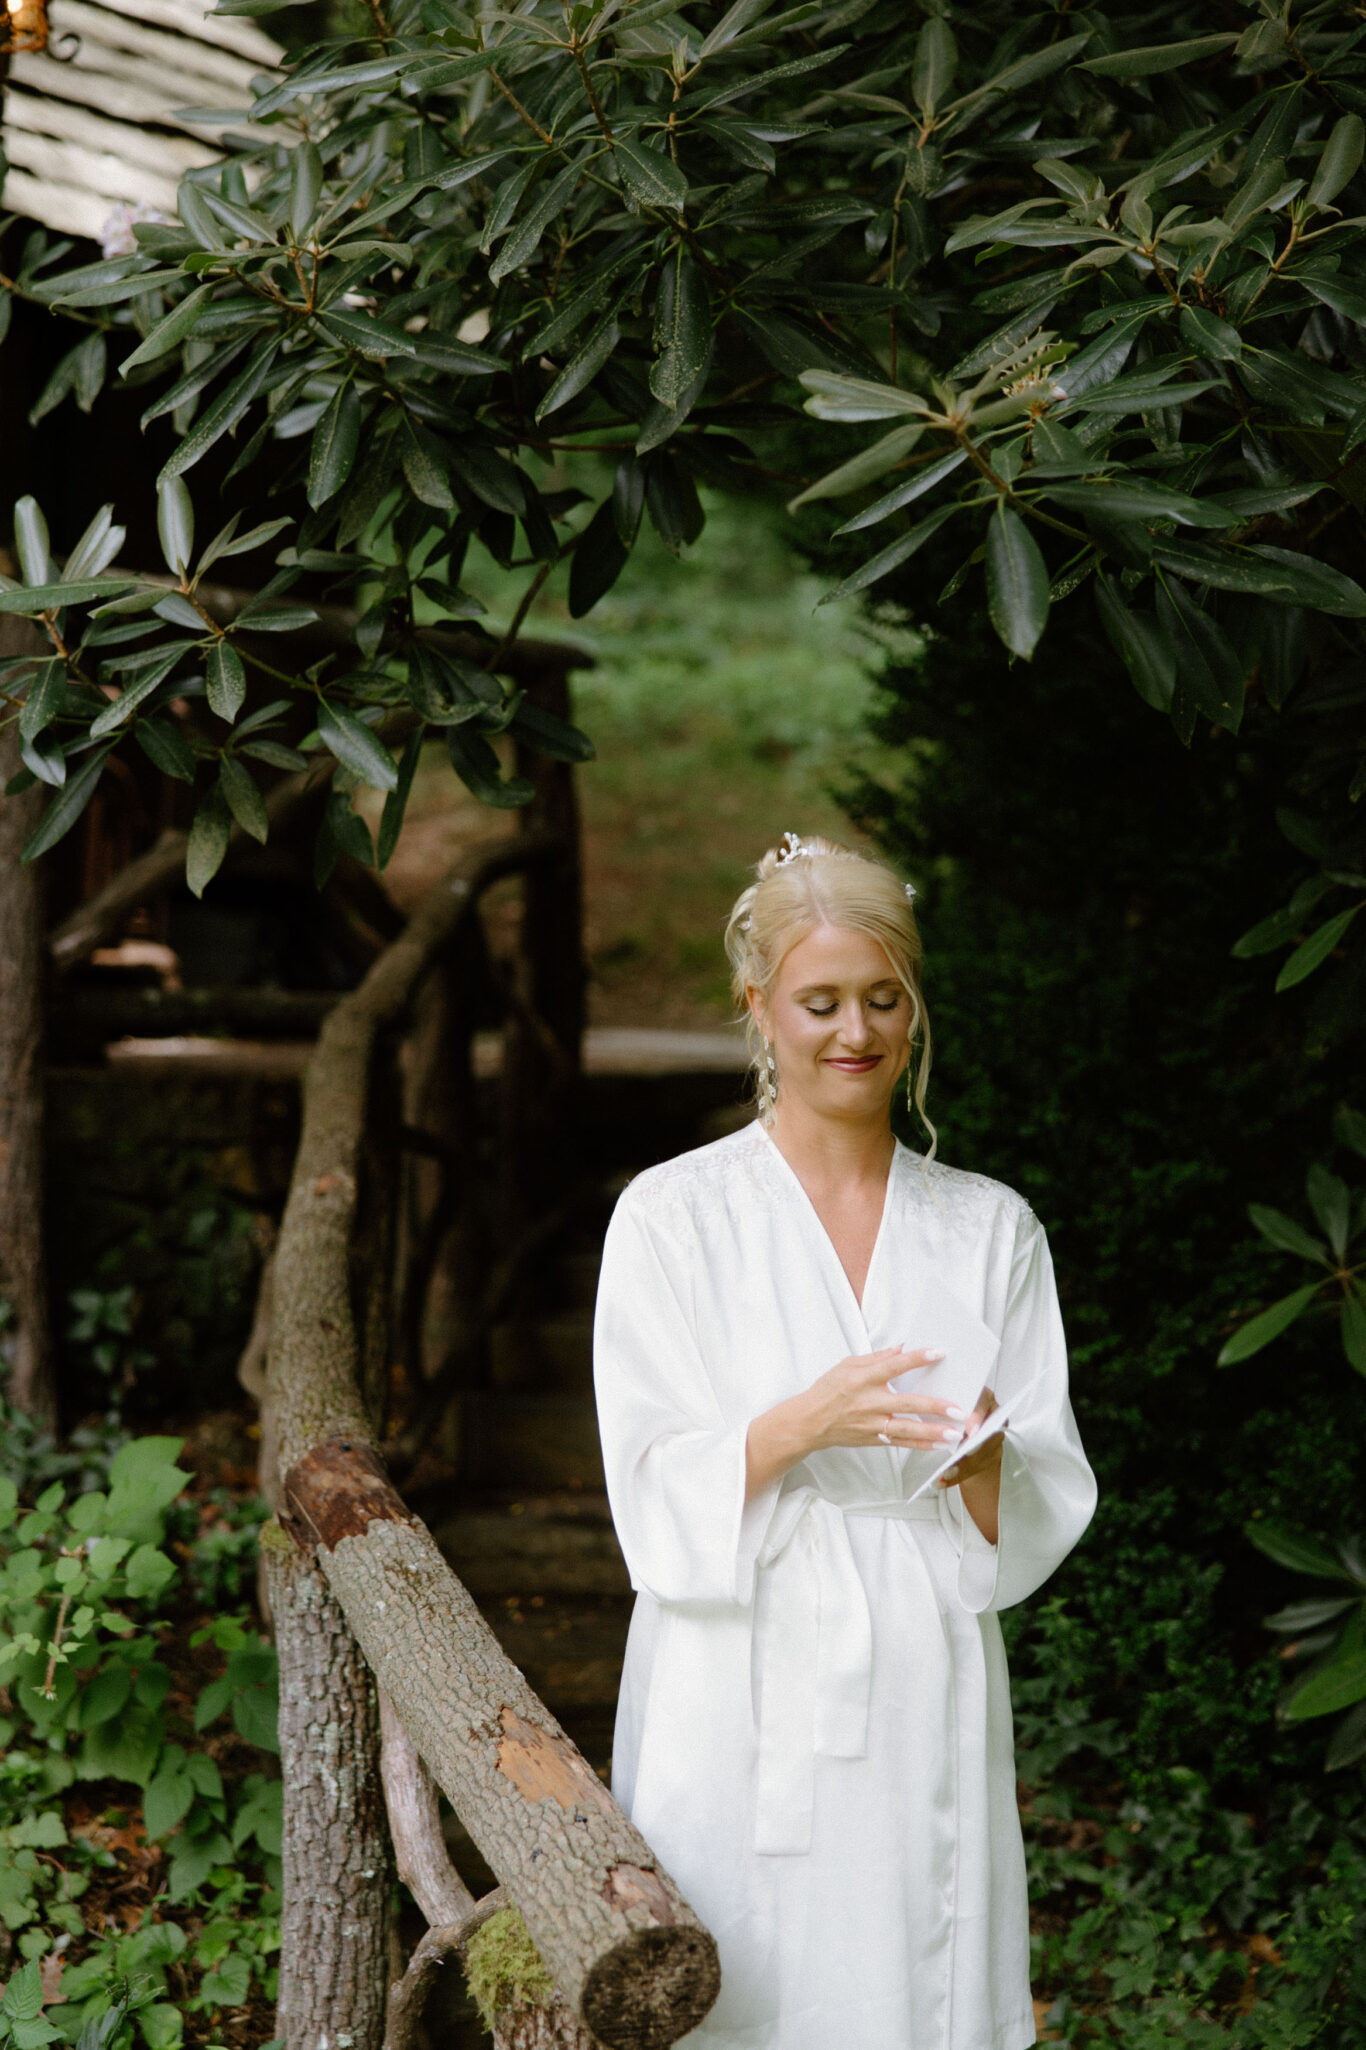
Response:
[46,757,334,975]
[52,987,340,1040]
[267,840,720,2050]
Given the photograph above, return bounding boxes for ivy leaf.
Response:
[21,744,114,862]
[1217,1283,1320,1364]
[985,505,1049,659]
[316,698,399,790]
[568,499,630,617]
[219,756,269,843]
[308,383,362,508]
[19,658,67,743]
[1080,33,1237,80]
[911,17,957,116]
[536,315,620,423]
[1308,114,1365,209]
[1247,1205,1330,1264]
[650,252,711,412]
[788,424,924,509]
[1245,1523,1359,1580]
[186,786,232,898]
[1095,578,1174,711]
[206,641,247,724]
[1343,1282,1366,1376]
[157,477,195,578]
[613,134,689,212]
[135,719,197,783]
[1306,1165,1351,1259]
[1284,1638,1366,1720]
[836,449,968,534]
[1274,906,1359,991]
[157,342,278,488]
[377,729,423,870]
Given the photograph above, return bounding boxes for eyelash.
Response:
[806,998,901,1017]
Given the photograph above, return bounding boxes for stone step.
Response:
[488,1313,594,1393]
[481,1594,630,1712]
[435,1507,629,1597]
[459,1392,604,1491]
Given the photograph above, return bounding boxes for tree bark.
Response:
[0,621,56,1426]
[268,843,719,2050]
[283,1442,717,2050]
[378,1692,598,2050]
[269,1539,394,2050]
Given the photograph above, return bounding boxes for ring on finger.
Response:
[877,1414,894,1445]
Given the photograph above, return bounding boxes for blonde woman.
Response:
[593,834,1096,2050]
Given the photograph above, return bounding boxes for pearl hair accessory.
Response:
[737,837,916,927]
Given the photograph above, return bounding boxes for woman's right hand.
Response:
[802,1345,968,1452]
[745,1346,968,1499]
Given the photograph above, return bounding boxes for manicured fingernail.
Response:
[877,1431,892,1445]
[923,1348,945,1362]
[938,1427,959,1442]
[945,1404,966,1421]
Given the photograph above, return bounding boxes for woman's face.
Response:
[749,922,912,1126]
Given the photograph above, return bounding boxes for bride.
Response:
[593,833,1096,2050]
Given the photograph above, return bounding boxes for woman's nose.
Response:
[838,1007,873,1047]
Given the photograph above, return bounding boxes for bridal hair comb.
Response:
[768,831,916,900]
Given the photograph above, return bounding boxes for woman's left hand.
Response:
[936,1388,1002,1491]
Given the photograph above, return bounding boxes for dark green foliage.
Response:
[0,1427,280,2047]
[844,588,1366,2040]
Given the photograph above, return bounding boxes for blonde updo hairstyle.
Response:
[724,833,935,1154]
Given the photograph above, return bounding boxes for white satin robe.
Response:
[593,1122,1096,2050]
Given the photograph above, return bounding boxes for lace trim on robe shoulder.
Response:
[617,1124,1035,1250]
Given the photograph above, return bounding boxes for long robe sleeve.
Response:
[595,1193,777,1607]
[940,1208,1097,1614]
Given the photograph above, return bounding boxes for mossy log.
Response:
[266,841,719,2050]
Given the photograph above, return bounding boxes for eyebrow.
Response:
[792,980,903,996]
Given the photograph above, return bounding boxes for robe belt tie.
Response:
[752,1489,941,1856]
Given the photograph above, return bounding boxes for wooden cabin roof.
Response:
[1,0,280,246]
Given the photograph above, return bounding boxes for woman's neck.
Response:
[767,1101,895,1194]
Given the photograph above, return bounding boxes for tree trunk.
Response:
[269,1539,394,2050]
[0,621,56,1426]
[284,1444,717,2050]
[268,844,718,2050]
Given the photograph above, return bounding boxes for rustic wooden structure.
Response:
[262,837,720,2050]
[0,0,280,245]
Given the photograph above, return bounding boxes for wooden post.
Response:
[516,660,587,1064]
[0,618,56,1425]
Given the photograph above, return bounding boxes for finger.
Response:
[855,1346,919,1373]
[888,1393,968,1421]
[886,1418,963,1448]
[936,1466,961,1489]
[892,1346,947,1370]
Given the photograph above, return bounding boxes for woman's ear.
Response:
[746,983,767,1037]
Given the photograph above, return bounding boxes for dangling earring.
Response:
[759,1037,779,1125]
[905,1029,915,1117]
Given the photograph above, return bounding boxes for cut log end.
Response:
[285,1433,416,1549]
[581,1923,722,2050]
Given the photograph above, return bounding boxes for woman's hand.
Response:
[745,1346,970,1499]
[936,1388,1003,1545]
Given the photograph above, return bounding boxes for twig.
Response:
[490,559,555,671]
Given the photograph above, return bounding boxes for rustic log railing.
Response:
[260,835,720,2050]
